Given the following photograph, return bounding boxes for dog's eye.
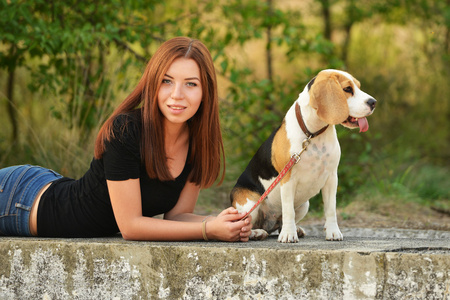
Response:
[343,86,354,95]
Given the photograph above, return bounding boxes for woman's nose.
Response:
[171,84,183,100]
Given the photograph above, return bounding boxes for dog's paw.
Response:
[296,226,306,238]
[324,223,343,241]
[278,228,299,243]
[250,229,269,240]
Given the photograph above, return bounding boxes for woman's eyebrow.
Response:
[164,74,200,81]
[185,77,200,81]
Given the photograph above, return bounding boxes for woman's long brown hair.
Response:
[94,37,225,188]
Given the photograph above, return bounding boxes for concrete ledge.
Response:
[1,229,449,299]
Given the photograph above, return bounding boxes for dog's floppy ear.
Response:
[309,73,349,124]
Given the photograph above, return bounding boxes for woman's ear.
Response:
[309,73,349,125]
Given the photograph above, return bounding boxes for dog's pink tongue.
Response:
[358,117,369,133]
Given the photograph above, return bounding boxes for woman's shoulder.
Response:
[113,108,141,126]
[111,109,142,142]
[112,109,142,132]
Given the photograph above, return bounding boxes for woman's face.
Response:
[158,58,203,127]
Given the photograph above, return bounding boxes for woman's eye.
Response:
[162,79,171,84]
[186,82,197,87]
[343,86,353,95]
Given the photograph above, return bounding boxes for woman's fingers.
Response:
[211,208,253,242]
[239,216,252,242]
[217,207,238,217]
[227,218,252,242]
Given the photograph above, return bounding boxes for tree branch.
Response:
[113,38,148,62]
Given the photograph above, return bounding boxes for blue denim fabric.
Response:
[0,165,62,236]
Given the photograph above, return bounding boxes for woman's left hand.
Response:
[238,214,253,242]
[206,207,253,242]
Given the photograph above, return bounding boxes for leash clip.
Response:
[292,137,312,163]
[302,136,312,148]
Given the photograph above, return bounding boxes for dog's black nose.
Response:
[367,98,377,110]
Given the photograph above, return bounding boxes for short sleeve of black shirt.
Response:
[103,113,142,181]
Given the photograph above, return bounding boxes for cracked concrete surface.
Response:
[0,228,449,299]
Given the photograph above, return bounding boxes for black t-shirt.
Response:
[37,109,192,237]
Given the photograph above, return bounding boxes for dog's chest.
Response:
[261,136,340,205]
[298,139,339,176]
[294,138,338,184]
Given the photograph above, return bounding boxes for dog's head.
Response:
[308,70,376,132]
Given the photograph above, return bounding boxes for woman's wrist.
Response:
[202,218,209,241]
[201,215,215,241]
[201,215,212,222]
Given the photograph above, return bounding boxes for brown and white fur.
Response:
[230,69,377,243]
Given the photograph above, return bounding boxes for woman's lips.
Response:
[167,105,186,113]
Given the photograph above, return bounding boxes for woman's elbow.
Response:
[118,224,141,241]
[120,232,135,241]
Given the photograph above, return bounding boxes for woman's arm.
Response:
[107,179,252,241]
[163,180,203,222]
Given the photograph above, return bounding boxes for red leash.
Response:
[240,137,312,220]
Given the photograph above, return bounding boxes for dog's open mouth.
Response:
[342,116,369,133]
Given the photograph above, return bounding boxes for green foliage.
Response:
[0,0,163,140]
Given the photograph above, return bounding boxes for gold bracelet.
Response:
[202,219,209,241]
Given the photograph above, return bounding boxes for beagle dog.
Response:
[230,69,376,242]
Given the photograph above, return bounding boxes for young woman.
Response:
[0,37,252,242]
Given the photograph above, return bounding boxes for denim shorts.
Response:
[0,165,62,236]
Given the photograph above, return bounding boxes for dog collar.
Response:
[295,102,329,138]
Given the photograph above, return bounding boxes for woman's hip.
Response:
[0,165,62,236]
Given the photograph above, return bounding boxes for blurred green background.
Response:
[1,0,448,217]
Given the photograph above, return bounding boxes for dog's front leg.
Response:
[322,172,343,241]
[278,181,298,243]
